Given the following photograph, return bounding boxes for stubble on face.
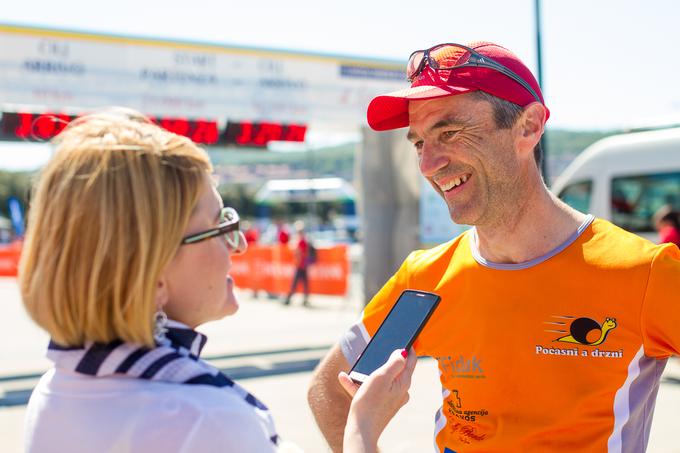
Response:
[409,94,523,228]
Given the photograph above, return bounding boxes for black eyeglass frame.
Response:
[407,43,541,103]
[181,207,240,246]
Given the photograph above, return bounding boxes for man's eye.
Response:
[442,131,458,141]
[413,141,424,151]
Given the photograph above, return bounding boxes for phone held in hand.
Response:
[348,289,441,384]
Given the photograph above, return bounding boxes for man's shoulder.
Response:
[406,230,470,268]
[588,218,660,254]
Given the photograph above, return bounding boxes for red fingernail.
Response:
[401,349,408,358]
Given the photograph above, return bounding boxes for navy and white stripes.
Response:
[47,320,280,447]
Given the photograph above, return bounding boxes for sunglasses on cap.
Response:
[180,206,247,254]
[407,43,541,103]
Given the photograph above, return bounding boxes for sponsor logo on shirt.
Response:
[436,354,486,380]
[447,389,489,423]
[445,390,488,445]
[535,315,623,359]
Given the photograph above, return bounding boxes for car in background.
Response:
[551,127,680,242]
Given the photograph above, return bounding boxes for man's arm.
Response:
[308,343,352,453]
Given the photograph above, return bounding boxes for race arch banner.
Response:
[0,23,406,130]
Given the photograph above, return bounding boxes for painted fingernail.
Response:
[401,349,408,358]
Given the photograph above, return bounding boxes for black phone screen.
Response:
[350,290,440,378]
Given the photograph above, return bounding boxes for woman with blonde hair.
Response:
[20,110,415,453]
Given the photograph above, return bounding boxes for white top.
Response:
[25,368,283,453]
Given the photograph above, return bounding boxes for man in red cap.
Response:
[309,41,680,452]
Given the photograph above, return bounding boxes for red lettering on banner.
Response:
[235,121,253,145]
[192,120,219,144]
[252,122,283,146]
[34,113,57,139]
[160,118,190,136]
[14,112,34,139]
[53,114,71,136]
[283,124,307,142]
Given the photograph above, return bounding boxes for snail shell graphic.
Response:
[555,317,617,346]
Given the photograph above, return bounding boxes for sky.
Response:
[2,0,680,169]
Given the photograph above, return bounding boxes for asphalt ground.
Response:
[1,277,679,452]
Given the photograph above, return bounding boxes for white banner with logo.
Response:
[0,24,406,129]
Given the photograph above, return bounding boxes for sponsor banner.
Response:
[0,242,350,297]
[0,241,22,277]
[230,244,349,295]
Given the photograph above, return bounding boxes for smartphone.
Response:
[348,289,441,384]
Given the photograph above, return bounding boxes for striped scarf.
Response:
[46,319,280,447]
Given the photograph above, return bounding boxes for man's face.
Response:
[407,93,523,227]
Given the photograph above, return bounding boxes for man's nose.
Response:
[418,143,449,177]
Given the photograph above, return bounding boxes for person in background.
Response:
[654,204,680,248]
[277,220,291,245]
[283,220,310,307]
[242,220,260,245]
[20,110,415,453]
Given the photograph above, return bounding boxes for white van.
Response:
[551,127,680,242]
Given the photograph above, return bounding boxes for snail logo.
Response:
[546,316,617,346]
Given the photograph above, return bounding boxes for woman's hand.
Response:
[338,348,417,453]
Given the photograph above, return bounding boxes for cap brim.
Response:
[367,85,472,131]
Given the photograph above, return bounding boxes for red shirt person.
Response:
[654,205,680,248]
[283,221,310,306]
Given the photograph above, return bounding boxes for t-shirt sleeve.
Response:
[339,251,416,366]
[641,244,680,358]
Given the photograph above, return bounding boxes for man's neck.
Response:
[474,185,588,265]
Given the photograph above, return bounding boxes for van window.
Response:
[558,180,592,213]
[611,172,680,232]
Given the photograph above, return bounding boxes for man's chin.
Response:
[449,210,469,226]
[448,204,480,226]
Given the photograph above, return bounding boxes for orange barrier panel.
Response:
[0,241,22,277]
[230,244,349,296]
[0,241,351,297]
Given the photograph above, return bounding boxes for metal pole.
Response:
[535,0,548,181]
[307,147,316,229]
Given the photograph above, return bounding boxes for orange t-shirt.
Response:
[340,217,680,452]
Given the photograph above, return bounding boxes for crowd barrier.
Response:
[0,242,351,298]
[0,241,22,277]
[230,244,349,296]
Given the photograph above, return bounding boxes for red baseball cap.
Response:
[367,41,549,131]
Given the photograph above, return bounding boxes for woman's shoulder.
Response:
[28,369,278,452]
[37,367,258,411]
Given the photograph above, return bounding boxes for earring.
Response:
[153,309,169,344]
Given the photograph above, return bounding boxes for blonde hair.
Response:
[19,110,212,347]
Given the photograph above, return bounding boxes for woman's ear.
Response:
[155,276,169,310]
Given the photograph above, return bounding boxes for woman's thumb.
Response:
[377,349,408,378]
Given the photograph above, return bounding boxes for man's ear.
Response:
[515,102,546,157]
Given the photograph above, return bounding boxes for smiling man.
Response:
[308,41,680,452]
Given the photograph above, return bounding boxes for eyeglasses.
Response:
[406,43,541,103]
[180,207,246,254]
